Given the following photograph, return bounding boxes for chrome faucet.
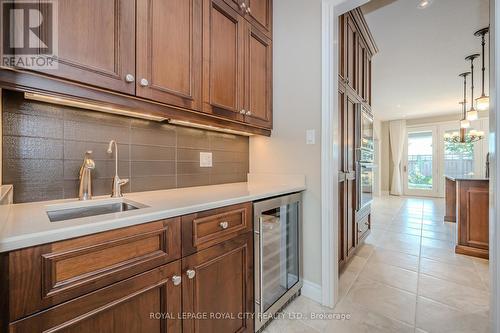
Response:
[79,151,95,200]
[107,140,129,197]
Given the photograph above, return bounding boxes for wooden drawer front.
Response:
[357,214,370,241]
[182,202,252,255]
[10,261,182,333]
[9,218,181,321]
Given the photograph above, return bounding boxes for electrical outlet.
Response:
[306,129,316,145]
[200,152,213,167]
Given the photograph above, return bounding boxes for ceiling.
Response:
[362,0,490,121]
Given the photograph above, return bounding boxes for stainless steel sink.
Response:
[46,199,148,222]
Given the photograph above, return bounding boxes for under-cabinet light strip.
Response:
[24,92,254,136]
[168,119,254,136]
[24,92,168,122]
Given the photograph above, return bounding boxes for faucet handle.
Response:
[119,178,129,186]
[82,151,95,170]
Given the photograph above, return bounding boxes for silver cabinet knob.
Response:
[246,110,252,116]
[219,221,229,229]
[240,109,246,114]
[140,78,149,87]
[246,6,251,14]
[186,269,196,279]
[172,275,182,286]
[125,74,135,83]
[240,2,247,10]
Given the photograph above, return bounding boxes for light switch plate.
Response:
[306,129,316,145]
[200,152,213,167]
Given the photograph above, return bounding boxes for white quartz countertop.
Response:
[0,174,305,252]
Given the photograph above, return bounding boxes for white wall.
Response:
[249,0,323,285]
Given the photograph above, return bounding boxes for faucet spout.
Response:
[79,151,95,200]
[107,140,129,197]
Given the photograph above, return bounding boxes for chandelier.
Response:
[444,129,485,144]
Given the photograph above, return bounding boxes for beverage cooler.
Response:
[253,193,302,331]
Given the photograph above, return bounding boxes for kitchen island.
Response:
[444,176,489,259]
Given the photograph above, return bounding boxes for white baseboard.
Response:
[300,279,322,303]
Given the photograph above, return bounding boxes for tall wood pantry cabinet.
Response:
[338,8,378,269]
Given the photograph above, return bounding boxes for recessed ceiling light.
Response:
[417,0,432,9]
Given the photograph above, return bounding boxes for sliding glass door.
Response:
[403,126,439,197]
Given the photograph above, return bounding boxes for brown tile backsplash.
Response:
[2,91,249,203]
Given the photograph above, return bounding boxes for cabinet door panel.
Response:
[338,15,346,81]
[182,234,253,333]
[34,0,135,94]
[345,15,357,91]
[137,0,202,110]
[9,262,182,333]
[246,0,272,38]
[244,26,272,128]
[203,0,245,118]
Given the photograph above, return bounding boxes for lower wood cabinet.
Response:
[0,202,253,333]
[455,180,489,259]
[9,262,183,333]
[182,233,254,333]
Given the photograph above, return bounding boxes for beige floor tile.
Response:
[472,258,490,291]
[388,223,422,236]
[369,247,420,271]
[416,297,490,333]
[421,222,455,234]
[421,229,453,241]
[355,243,375,259]
[359,261,418,293]
[324,298,414,333]
[418,274,489,316]
[364,229,386,246]
[420,258,486,291]
[343,277,417,325]
[420,237,454,250]
[262,316,319,333]
[378,237,420,256]
[384,231,421,244]
[391,216,423,225]
[344,255,368,275]
[339,269,358,300]
[420,245,475,268]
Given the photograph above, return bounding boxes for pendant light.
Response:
[459,72,471,129]
[465,54,480,121]
[474,27,490,111]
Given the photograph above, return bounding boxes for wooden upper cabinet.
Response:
[222,0,272,38]
[136,0,202,110]
[245,0,272,38]
[338,15,346,81]
[244,26,272,128]
[36,0,136,94]
[357,38,367,100]
[345,15,357,91]
[9,262,182,333]
[182,234,254,333]
[202,0,245,119]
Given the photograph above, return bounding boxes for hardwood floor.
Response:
[263,196,490,333]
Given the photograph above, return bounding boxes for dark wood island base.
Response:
[445,176,489,259]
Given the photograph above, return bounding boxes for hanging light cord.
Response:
[470,58,475,110]
[481,34,485,96]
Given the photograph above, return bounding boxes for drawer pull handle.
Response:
[365,221,369,226]
[219,221,229,229]
[172,275,182,286]
[186,269,196,279]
